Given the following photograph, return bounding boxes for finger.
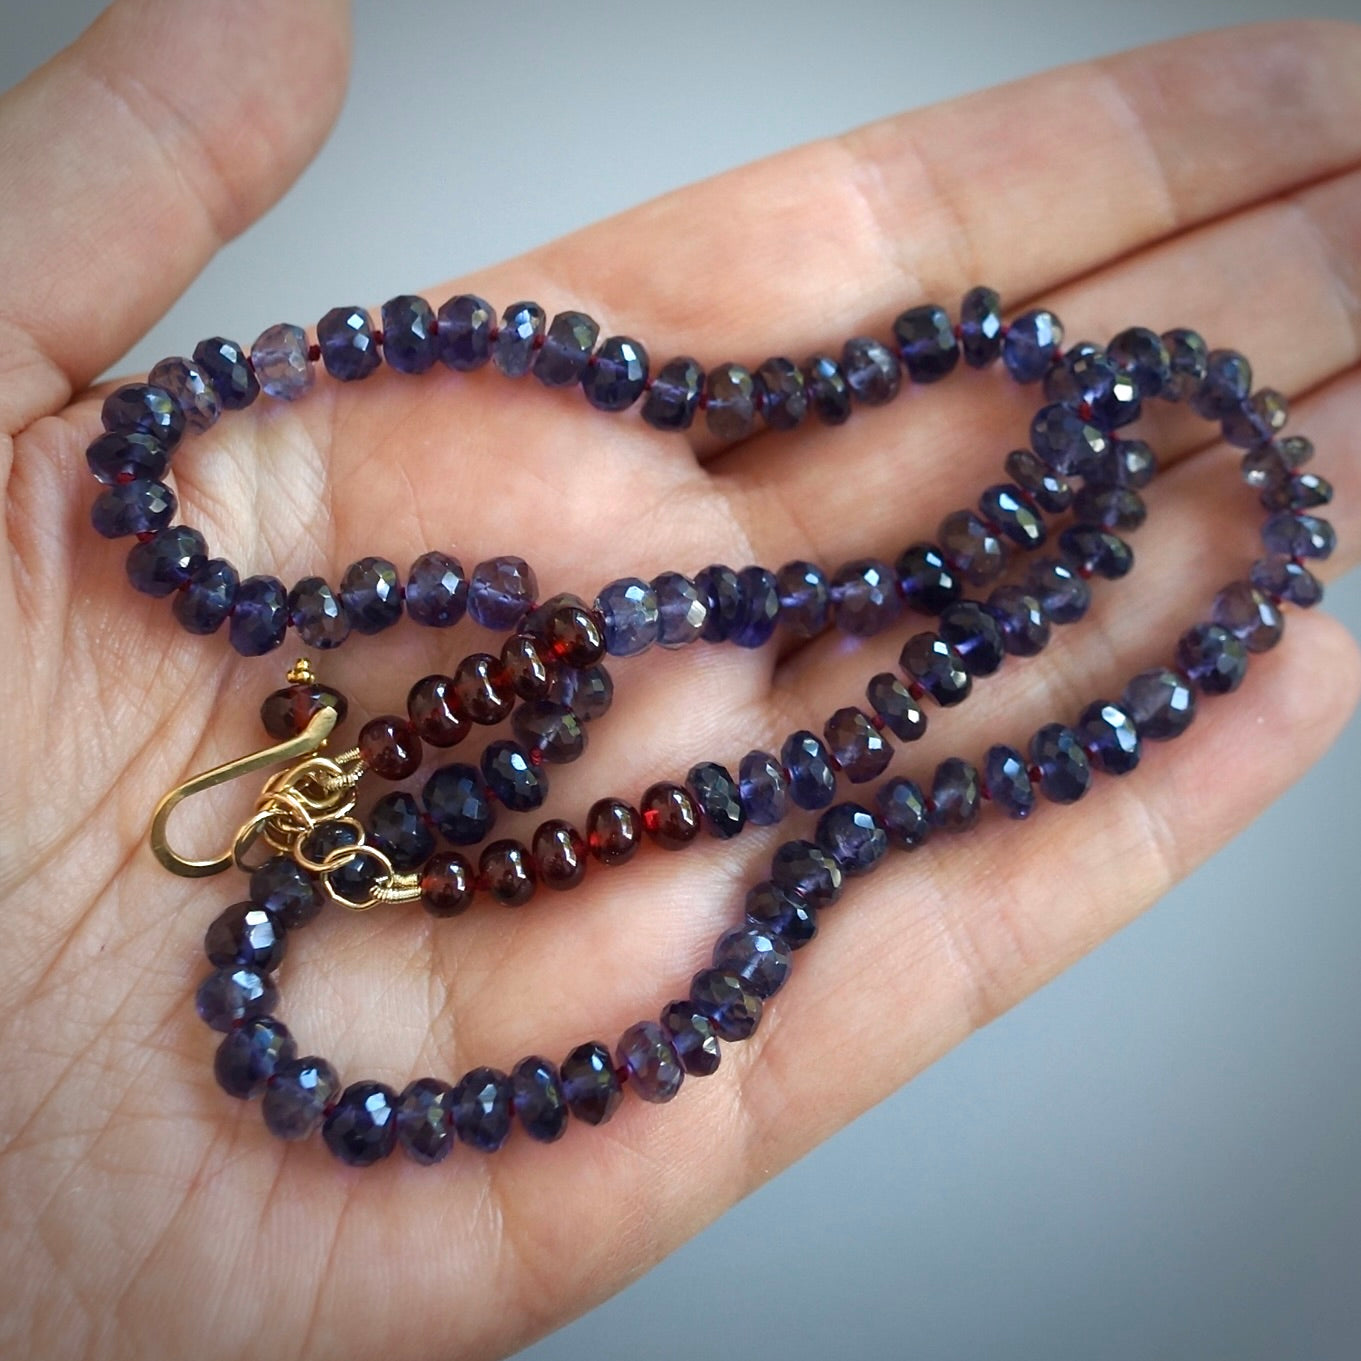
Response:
[0,0,351,408]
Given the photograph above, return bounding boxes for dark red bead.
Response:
[500,634,553,700]
[542,602,606,667]
[420,852,475,917]
[532,820,587,890]
[259,682,347,741]
[358,715,423,780]
[479,839,537,906]
[406,674,469,748]
[640,782,701,850]
[586,798,641,866]
[453,653,514,724]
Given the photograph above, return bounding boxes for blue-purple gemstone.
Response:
[1212,581,1283,653]
[690,969,762,1041]
[1176,622,1248,694]
[876,777,931,849]
[174,557,239,635]
[842,336,902,404]
[1107,326,1171,399]
[288,577,350,649]
[815,801,888,875]
[866,673,927,741]
[205,900,286,971]
[547,663,613,721]
[1029,724,1091,804]
[641,356,703,431]
[755,357,807,430]
[744,881,817,950]
[984,745,1034,819]
[938,510,1006,586]
[318,306,381,381]
[712,927,792,1000]
[776,560,830,636]
[250,322,314,399]
[86,431,170,485]
[931,757,981,831]
[469,555,537,630]
[101,382,185,446]
[687,762,745,839]
[195,965,277,1032]
[1250,556,1322,609]
[596,577,660,656]
[560,1041,622,1124]
[739,750,788,826]
[781,732,837,811]
[437,293,495,370]
[652,571,708,646]
[1259,471,1333,513]
[193,337,258,409]
[493,301,546,377]
[126,525,207,597]
[323,1081,399,1165]
[980,484,1045,550]
[696,564,744,642]
[985,585,1050,657]
[582,336,648,411]
[831,558,901,636]
[1002,309,1063,384]
[1072,486,1146,533]
[396,1077,455,1164]
[1044,341,1099,404]
[1122,668,1196,741]
[660,1003,722,1076]
[229,575,289,656]
[1026,559,1089,625]
[451,1067,513,1152]
[263,1056,338,1141]
[304,821,382,906]
[704,362,757,438]
[1029,404,1108,477]
[805,355,852,424]
[422,763,495,845]
[250,855,321,928]
[1261,511,1334,561]
[896,543,962,615]
[381,295,439,374]
[405,551,468,628]
[1223,388,1289,448]
[893,303,958,382]
[1077,700,1141,775]
[369,790,437,870]
[513,700,585,764]
[482,740,546,812]
[147,356,220,433]
[511,1056,569,1142]
[823,708,892,784]
[939,601,1005,677]
[1191,349,1252,420]
[1065,350,1141,430]
[91,479,175,538]
[617,1021,685,1102]
[214,1017,295,1099]
[959,285,1003,367]
[1058,525,1133,580]
[337,556,402,634]
[733,566,780,648]
[1087,438,1157,490]
[900,632,971,706]
[770,838,843,907]
[1161,328,1209,402]
[535,310,599,387]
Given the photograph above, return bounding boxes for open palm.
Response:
[3,5,1360,1358]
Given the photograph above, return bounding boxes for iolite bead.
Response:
[422,763,495,845]
[900,632,971,706]
[1123,668,1196,740]
[369,791,436,870]
[512,1057,570,1141]
[1223,388,1289,448]
[866,673,927,742]
[617,1021,684,1102]
[690,969,762,1041]
[842,336,902,404]
[776,560,831,636]
[687,762,745,839]
[755,357,807,430]
[493,301,545,377]
[712,927,792,1000]
[770,838,843,908]
[147,356,219,433]
[745,880,818,950]
[1073,486,1146,533]
[91,479,175,538]
[704,362,757,439]
[893,303,958,382]
[1177,622,1249,695]
[804,355,852,425]
[193,337,258,409]
[653,571,708,646]
[229,575,289,656]
[823,708,892,784]
[696,563,744,642]
[1004,449,1072,513]
[451,1067,513,1152]
[1029,724,1091,804]
[1002,309,1063,383]
[1161,328,1209,402]
[318,306,381,381]
[534,310,599,387]
[86,431,170,484]
[513,700,585,764]
[214,1017,295,1099]
[323,1081,399,1165]
[596,577,659,656]
[1212,581,1283,653]
[1026,559,1089,625]
[469,556,537,630]
[560,1041,622,1124]
[733,566,780,648]
[876,777,932,849]
[642,356,703,430]
[405,551,468,628]
[1261,511,1335,562]
[815,801,888,875]
[1107,326,1171,398]
[1242,436,1314,488]
[437,293,495,370]
[931,757,981,832]
[338,557,402,634]
[1029,404,1107,477]
[101,382,185,446]
[263,1057,338,1141]
[985,585,1050,657]
[1259,471,1333,513]
[1086,438,1156,490]
[738,750,788,826]
[1058,526,1133,580]
[959,285,1004,367]
[548,663,612,721]
[896,543,962,615]
[939,600,1005,677]
[660,1003,722,1076]
[1191,349,1252,420]
[781,731,837,810]
[938,510,1006,586]
[250,854,321,928]
[984,745,1034,819]
[1251,556,1323,608]
[396,1078,456,1164]
[979,484,1046,551]
[127,524,207,597]
[832,558,901,636]
[1077,700,1141,775]
[582,336,648,411]
[250,323,313,399]
[287,577,349,649]
[195,965,277,1032]
[480,740,545,812]
[381,295,439,374]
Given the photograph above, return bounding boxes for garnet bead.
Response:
[480,840,536,906]
[358,715,423,780]
[260,681,348,742]
[420,851,475,917]
[534,820,587,890]
[640,782,701,850]
[541,601,606,666]
[406,674,469,748]
[453,653,514,724]
[586,798,642,866]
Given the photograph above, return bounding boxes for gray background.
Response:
[3,1,1360,1357]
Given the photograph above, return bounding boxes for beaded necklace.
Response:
[89,285,1335,1165]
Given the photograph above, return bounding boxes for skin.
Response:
[0,3,1359,1357]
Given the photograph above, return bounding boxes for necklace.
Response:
[88,284,1334,1166]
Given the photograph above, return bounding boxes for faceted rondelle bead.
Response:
[407,674,469,748]
[1223,388,1289,448]
[148,356,220,433]
[979,484,1046,550]
[381,295,439,374]
[359,715,423,780]
[287,577,349,649]
[938,510,1006,586]
[534,310,600,387]
[876,777,932,849]
[1161,328,1209,401]
[900,632,971,707]
[101,382,186,446]
[1191,348,1252,420]
[770,838,844,908]
[454,653,514,724]
[205,899,286,971]
[493,301,546,377]
[259,679,348,742]
[539,600,607,667]
[451,1067,513,1152]
[263,1057,338,1141]
[301,821,382,906]
[405,551,468,628]
[690,969,763,1042]
[804,355,853,424]
[738,750,788,826]
[893,303,958,382]
[1123,668,1197,740]
[513,700,585,764]
[660,1002,722,1076]
[422,763,496,845]
[930,757,982,832]
[704,362,757,439]
[469,556,537,630]
[842,336,902,404]
[959,285,1004,367]
[480,840,536,906]
[338,556,403,634]
[1107,326,1172,398]
[420,851,476,917]
[617,1021,685,1102]
[1029,404,1108,478]
[250,322,314,399]
[745,880,818,950]
[1085,438,1156,490]
[228,575,289,657]
[318,306,381,381]
[866,673,927,742]
[1002,309,1064,383]
[1177,622,1249,695]
[831,558,901,637]
[126,525,207,597]
[641,356,704,431]
[695,563,745,642]
[985,585,1050,656]
[1251,556,1323,609]
[755,357,808,430]
[596,577,660,656]
[896,543,962,615]
[984,745,1034,819]
[437,293,495,370]
[482,740,546,811]
[780,731,838,810]
[1259,471,1333,513]
[86,430,170,485]
[512,1057,570,1142]
[733,566,781,648]
[396,1077,456,1164]
[1029,724,1092,804]
[548,664,613,721]
[582,336,649,411]
[586,798,642,866]
[652,571,709,647]
[939,601,1005,677]
[195,965,277,1032]
[686,763,746,839]
[214,1017,295,1099]
[323,1081,399,1166]
[1005,448,1073,514]
[769,561,827,638]
[193,336,258,409]
[91,479,176,538]
[250,854,321,928]
[823,708,892,784]
[533,820,587,890]
[560,1041,623,1125]
[1072,486,1146,533]
[369,791,435,871]
[1212,581,1284,653]
[1058,526,1133,580]
[712,926,793,1000]
[1026,559,1090,625]
[1242,436,1314,488]
[1261,511,1335,562]
[1077,700,1141,775]
[815,801,888,875]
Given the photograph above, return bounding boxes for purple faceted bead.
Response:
[805,355,853,424]
[535,310,599,387]
[1029,724,1091,804]
[1261,511,1335,562]
[1123,668,1196,740]
[250,322,314,399]
[814,801,888,875]
[900,632,970,706]
[938,510,1006,586]
[318,306,381,381]
[288,577,350,650]
[511,1057,569,1142]
[229,575,289,657]
[1077,700,1141,775]
[939,601,1005,677]
[831,558,901,636]
[394,1078,456,1163]
[173,557,239,635]
[876,777,931,849]
[733,565,780,648]
[338,556,402,635]
[697,564,743,642]
[494,301,546,377]
[755,356,808,430]
[866,672,927,742]
[690,968,762,1041]
[193,337,258,409]
[687,762,745,839]
[204,900,286,971]
[745,880,817,951]
[405,551,468,628]
[1251,556,1323,608]
[660,1003,722,1076]
[823,708,892,784]
[469,555,537,630]
[596,577,660,656]
[642,356,703,431]
[1002,309,1063,384]
[86,431,169,485]
[776,560,830,637]
[1029,404,1108,478]
[101,382,185,446]
[1191,349,1252,420]
[1161,328,1209,402]
[91,479,175,538]
[842,336,901,404]
[560,1041,622,1125]
[437,293,495,370]
[263,1056,338,1141]
[984,585,1050,657]
[893,303,958,382]
[770,838,843,907]
[126,525,207,597]
[451,1067,513,1152]
[653,571,708,646]
[1058,526,1133,581]
[781,731,837,810]
[739,750,788,826]
[930,757,981,832]
[617,1021,684,1102]
[148,356,220,433]
[547,663,613,721]
[1086,438,1157,490]
[1006,448,1073,514]
[195,965,277,1032]
[369,791,437,870]
[896,543,962,615]
[1107,326,1171,399]
[482,740,546,812]
[323,1081,399,1165]
[705,362,757,439]
[1212,581,1283,653]
[381,295,439,375]
[979,483,1045,551]
[1177,622,1249,694]
[582,336,648,411]
[513,700,585,764]
[712,926,792,1000]
[250,854,321,928]
[959,285,1003,367]
[984,745,1034,819]
[1026,559,1089,625]
[1223,388,1289,448]
[214,1017,295,1099]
